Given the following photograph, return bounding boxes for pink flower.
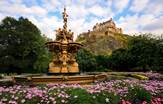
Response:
[9,100,17,104]
[121,99,131,104]
[142,101,147,104]
[0,101,4,104]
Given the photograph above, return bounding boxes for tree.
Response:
[128,35,158,71]
[109,48,136,71]
[76,49,97,72]
[0,17,51,73]
[95,55,110,71]
[108,34,163,72]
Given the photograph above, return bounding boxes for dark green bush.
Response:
[67,88,120,104]
[77,49,97,72]
[125,86,152,104]
[94,91,120,104]
[0,17,51,73]
[67,88,94,104]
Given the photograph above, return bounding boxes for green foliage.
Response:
[128,34,163,72]
[77,49,110,72]
[128,35,155,71]
[77,49,97,72]
[94,91,120,104]
[126,86,152,104]
[67,88,94,104]
[108,34,163,72]
[95,55,110,71]
[67,88,120,104]
[0,16,51,73]
[77,33,163,73]
[109,48,136,71]
[130,74,149,80]
[157,91,163,98]
[76,33,128,55]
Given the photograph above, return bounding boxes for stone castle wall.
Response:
[79,18,123,38]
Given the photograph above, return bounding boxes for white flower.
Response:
[61,99,65,103]
[2,98,7,101]
[105,98,109,103]
[21,99,25,103]
[14,97,18,100]
[74,95,78,98]
[53,101,56,104]
[50,97,55,101]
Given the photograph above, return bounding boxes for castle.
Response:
[78,18,123,38]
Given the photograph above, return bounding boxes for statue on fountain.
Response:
[46,8,83,74]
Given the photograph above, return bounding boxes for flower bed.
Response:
[0,79,163,104]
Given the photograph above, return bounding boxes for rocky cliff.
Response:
[76,19,129,55]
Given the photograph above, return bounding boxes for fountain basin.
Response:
[13,73,107,84]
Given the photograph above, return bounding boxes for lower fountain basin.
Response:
[13,73,107,84]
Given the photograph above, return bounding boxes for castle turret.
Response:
[91,18,123,34]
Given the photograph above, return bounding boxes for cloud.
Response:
[0,0,163,39]
[66,5,88,20]
[113,0,129,13]
[0,13,6,21]
[88,5,111,17]
[118,14,163,35]
[0,1,47,16]
[144,0,163,16]
[118,14,140,33]
[28,15,63,40]
[142,16,163,33]
[130,0,149,13]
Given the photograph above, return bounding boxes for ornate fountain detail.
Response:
[46,8,83,74]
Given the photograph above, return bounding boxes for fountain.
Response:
[46,8,82,74]
[13,8,107,84]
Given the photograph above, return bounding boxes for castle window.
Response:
[105,31,108,35]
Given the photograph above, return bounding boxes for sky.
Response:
[0,0,163,39]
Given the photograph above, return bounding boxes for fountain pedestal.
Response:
[48,61,79,74]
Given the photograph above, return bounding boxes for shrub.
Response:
[67,88,120,104]
[67,88,94,104]
[125,86,152,104]
[94,91,120,104]
[77,49,97,72]
[130,74,149,80]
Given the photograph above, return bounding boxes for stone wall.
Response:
[79,18,123,39]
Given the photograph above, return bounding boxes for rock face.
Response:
[76,18,128,55]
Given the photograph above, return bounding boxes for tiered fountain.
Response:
[13,8,107,84]
[46,8,82,74]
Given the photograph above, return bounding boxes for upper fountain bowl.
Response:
[46,41,83,53]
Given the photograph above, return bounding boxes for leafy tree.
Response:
[0,17,51,73]
[76,34,163,72]
[95,55,110,71]
[109,34,163,72]
[127,34,163,72]
[109,48,136,71]
[76,49,97,72]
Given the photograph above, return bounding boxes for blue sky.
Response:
[0,0,163,39]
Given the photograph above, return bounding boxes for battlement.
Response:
[79,18,123,38]
[92,18,122,34]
